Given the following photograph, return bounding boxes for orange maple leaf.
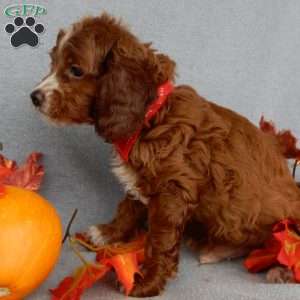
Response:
[95,235,145,295]
[100,252,142,295]
[51,235,146,299]
[273,219,300,269]
[244,238,281,272]
[50,264,110,300]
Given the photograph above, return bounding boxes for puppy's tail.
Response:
[259,116,300,161]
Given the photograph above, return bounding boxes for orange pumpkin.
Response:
[0,185,62,300]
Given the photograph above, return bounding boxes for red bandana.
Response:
[113,81,174,162]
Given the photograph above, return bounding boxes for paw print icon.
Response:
[5,16,45,48]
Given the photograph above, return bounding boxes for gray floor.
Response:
[1,0,300,299]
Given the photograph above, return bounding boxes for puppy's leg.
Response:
[186,235,249,264]
[130,190,190,297]
[198,244,250,264]
[86,194,147,246]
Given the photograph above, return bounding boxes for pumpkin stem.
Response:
[293,159,300,179]
[0,288,11,297]
[62,209,78,244]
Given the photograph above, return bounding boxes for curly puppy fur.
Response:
[32,13,300,297]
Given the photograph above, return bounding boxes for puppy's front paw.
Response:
[85,225,109,247]
[129,277,163,298]
[129,267,167,298]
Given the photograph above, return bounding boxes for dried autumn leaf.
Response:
[259,116,300,160]
[0,166,13,196]
[245,219,300,283]
[0,155,16,196]
[273,219,300,269]
[94,236,145,295]
[259,117,277,135]
[100,252,142,295]
[0,154,17,171]
[53,234,146,298]
[71,234,146,295]
[50,264,110,300]
[1,152,44,191]
[244,238,281,272]
[0,184,5,196]
[50,277,74,300]
[0,166,13,179]
[294,261,300,282]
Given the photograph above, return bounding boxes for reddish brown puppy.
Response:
[32,13,300,297]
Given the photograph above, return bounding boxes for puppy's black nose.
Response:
[31,90,44,107]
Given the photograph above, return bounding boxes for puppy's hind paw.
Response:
[266,267,295,283]
[198,244,249,265]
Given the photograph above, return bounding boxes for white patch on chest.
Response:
[111,154,149,205]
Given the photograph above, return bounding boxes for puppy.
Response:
[31,13,300,297]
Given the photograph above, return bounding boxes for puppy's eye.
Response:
[69,65,84,78]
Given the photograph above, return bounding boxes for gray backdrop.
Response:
[1,1,300,299]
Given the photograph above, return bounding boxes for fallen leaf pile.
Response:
[50,234,146,299]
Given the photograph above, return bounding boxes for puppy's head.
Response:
[32,13,175,141]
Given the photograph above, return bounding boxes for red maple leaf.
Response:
[99,252,142,295]
[0,184,6,196]
[0,152,44,193]
[0,154,17,170]
[259,117,277,135]
[259,116,300,160]
[273,219,300,270]
[244,238,281,272]
[51,235,146,299]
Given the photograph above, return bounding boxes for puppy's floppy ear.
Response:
[92,37,155,142]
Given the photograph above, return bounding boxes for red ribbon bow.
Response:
[113,81,174,162]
